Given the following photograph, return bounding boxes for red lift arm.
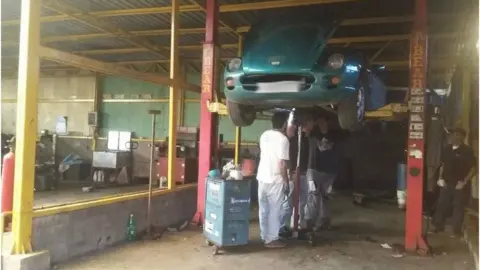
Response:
[193,0,219,226]
[405,0,430,254]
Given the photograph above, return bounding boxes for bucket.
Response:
[241,159,256,176]
[397,163,407,209]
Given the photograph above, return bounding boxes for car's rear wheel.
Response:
[227,100,256,127]
[338,86,365,131]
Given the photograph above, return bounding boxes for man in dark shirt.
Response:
[432,128,476,236]
[305,115,342,230]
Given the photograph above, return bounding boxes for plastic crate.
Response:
[204,178,251,248]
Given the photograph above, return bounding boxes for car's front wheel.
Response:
[227,100,256,127]
[337,87,365,131]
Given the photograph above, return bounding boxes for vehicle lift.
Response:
[196,0,431,256]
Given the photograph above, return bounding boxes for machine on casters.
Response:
[91,130,135,188]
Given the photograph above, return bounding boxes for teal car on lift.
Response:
[223,15,387,131]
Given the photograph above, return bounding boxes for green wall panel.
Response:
[100,75,271,142]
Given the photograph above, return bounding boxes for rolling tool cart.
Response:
[203,177,251,255]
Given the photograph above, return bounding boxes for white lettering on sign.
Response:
[205,220,214,234]
[411,88,424,95]
[410,105,424,113]
[409,131,424,140]
[410,96,425,104]
[410,114,423,122]
[408,148,423,159]
[410,123,424,131]
[230,198,251,204]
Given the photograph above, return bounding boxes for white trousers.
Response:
[258,181,285,243]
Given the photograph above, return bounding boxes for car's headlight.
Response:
[227,58,242,72]
[327,54,344,69]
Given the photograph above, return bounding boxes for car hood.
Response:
[242,18,339,75]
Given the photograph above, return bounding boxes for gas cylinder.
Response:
[241,159,256,177]
[1,151,15,214]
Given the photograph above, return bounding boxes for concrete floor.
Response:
[56,195,475,270]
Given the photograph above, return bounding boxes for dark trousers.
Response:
[432,183,470,233]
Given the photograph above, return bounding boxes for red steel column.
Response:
[193,0,219,225]
[405,0,429,253]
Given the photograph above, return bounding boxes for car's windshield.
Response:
[245,10,339,46]
[243,12,340,56]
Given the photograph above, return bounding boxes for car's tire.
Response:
[338,86,365,131]
[227,100,256,127]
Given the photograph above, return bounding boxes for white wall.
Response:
[1,76,96,135]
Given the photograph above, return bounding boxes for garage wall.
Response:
[100,74,271,142]
[1,77,96,135]
[1,74,271,142]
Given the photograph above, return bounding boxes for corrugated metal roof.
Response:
[1,0,58,21]
[88,51,167,62]
[0,0,471,76]
[62,0,191,12]
[48,38,133,51]
[100,14,172,32]
[41,20,104,36]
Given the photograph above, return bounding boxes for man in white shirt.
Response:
[257,112,290,248]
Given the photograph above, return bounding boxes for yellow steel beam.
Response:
[1,14,457,46]
[91,74,101,151]
[2,0,354,26]
[39,46,201,92]
[369,40,392,63]
[2,27,231,46]
[234,36,243,165]
[62,33,456,56]
[236,14,459,32]
[1,98,200,104]
[42,0,170,59]
[33,184,197,217]
[2,57,450,77]
[374,59,451,68]
[43,27,230,43]
[461,68,471,141]
[179,63,187,126]
[11,0,41,255]
[73,44,238,55]
[188,0,239,36]
[167,0,180,190]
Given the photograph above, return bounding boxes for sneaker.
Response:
[265,239,286,248]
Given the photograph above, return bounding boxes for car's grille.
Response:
[239,74,315,91]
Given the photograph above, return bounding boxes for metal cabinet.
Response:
[204,178,251,252]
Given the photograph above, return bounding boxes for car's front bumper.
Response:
[224,82,355,108]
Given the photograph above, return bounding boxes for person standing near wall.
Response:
[431,128,476,237]
[257,112,290,248]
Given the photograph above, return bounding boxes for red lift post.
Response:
[405,0,429,254]
[193,0,219,225]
